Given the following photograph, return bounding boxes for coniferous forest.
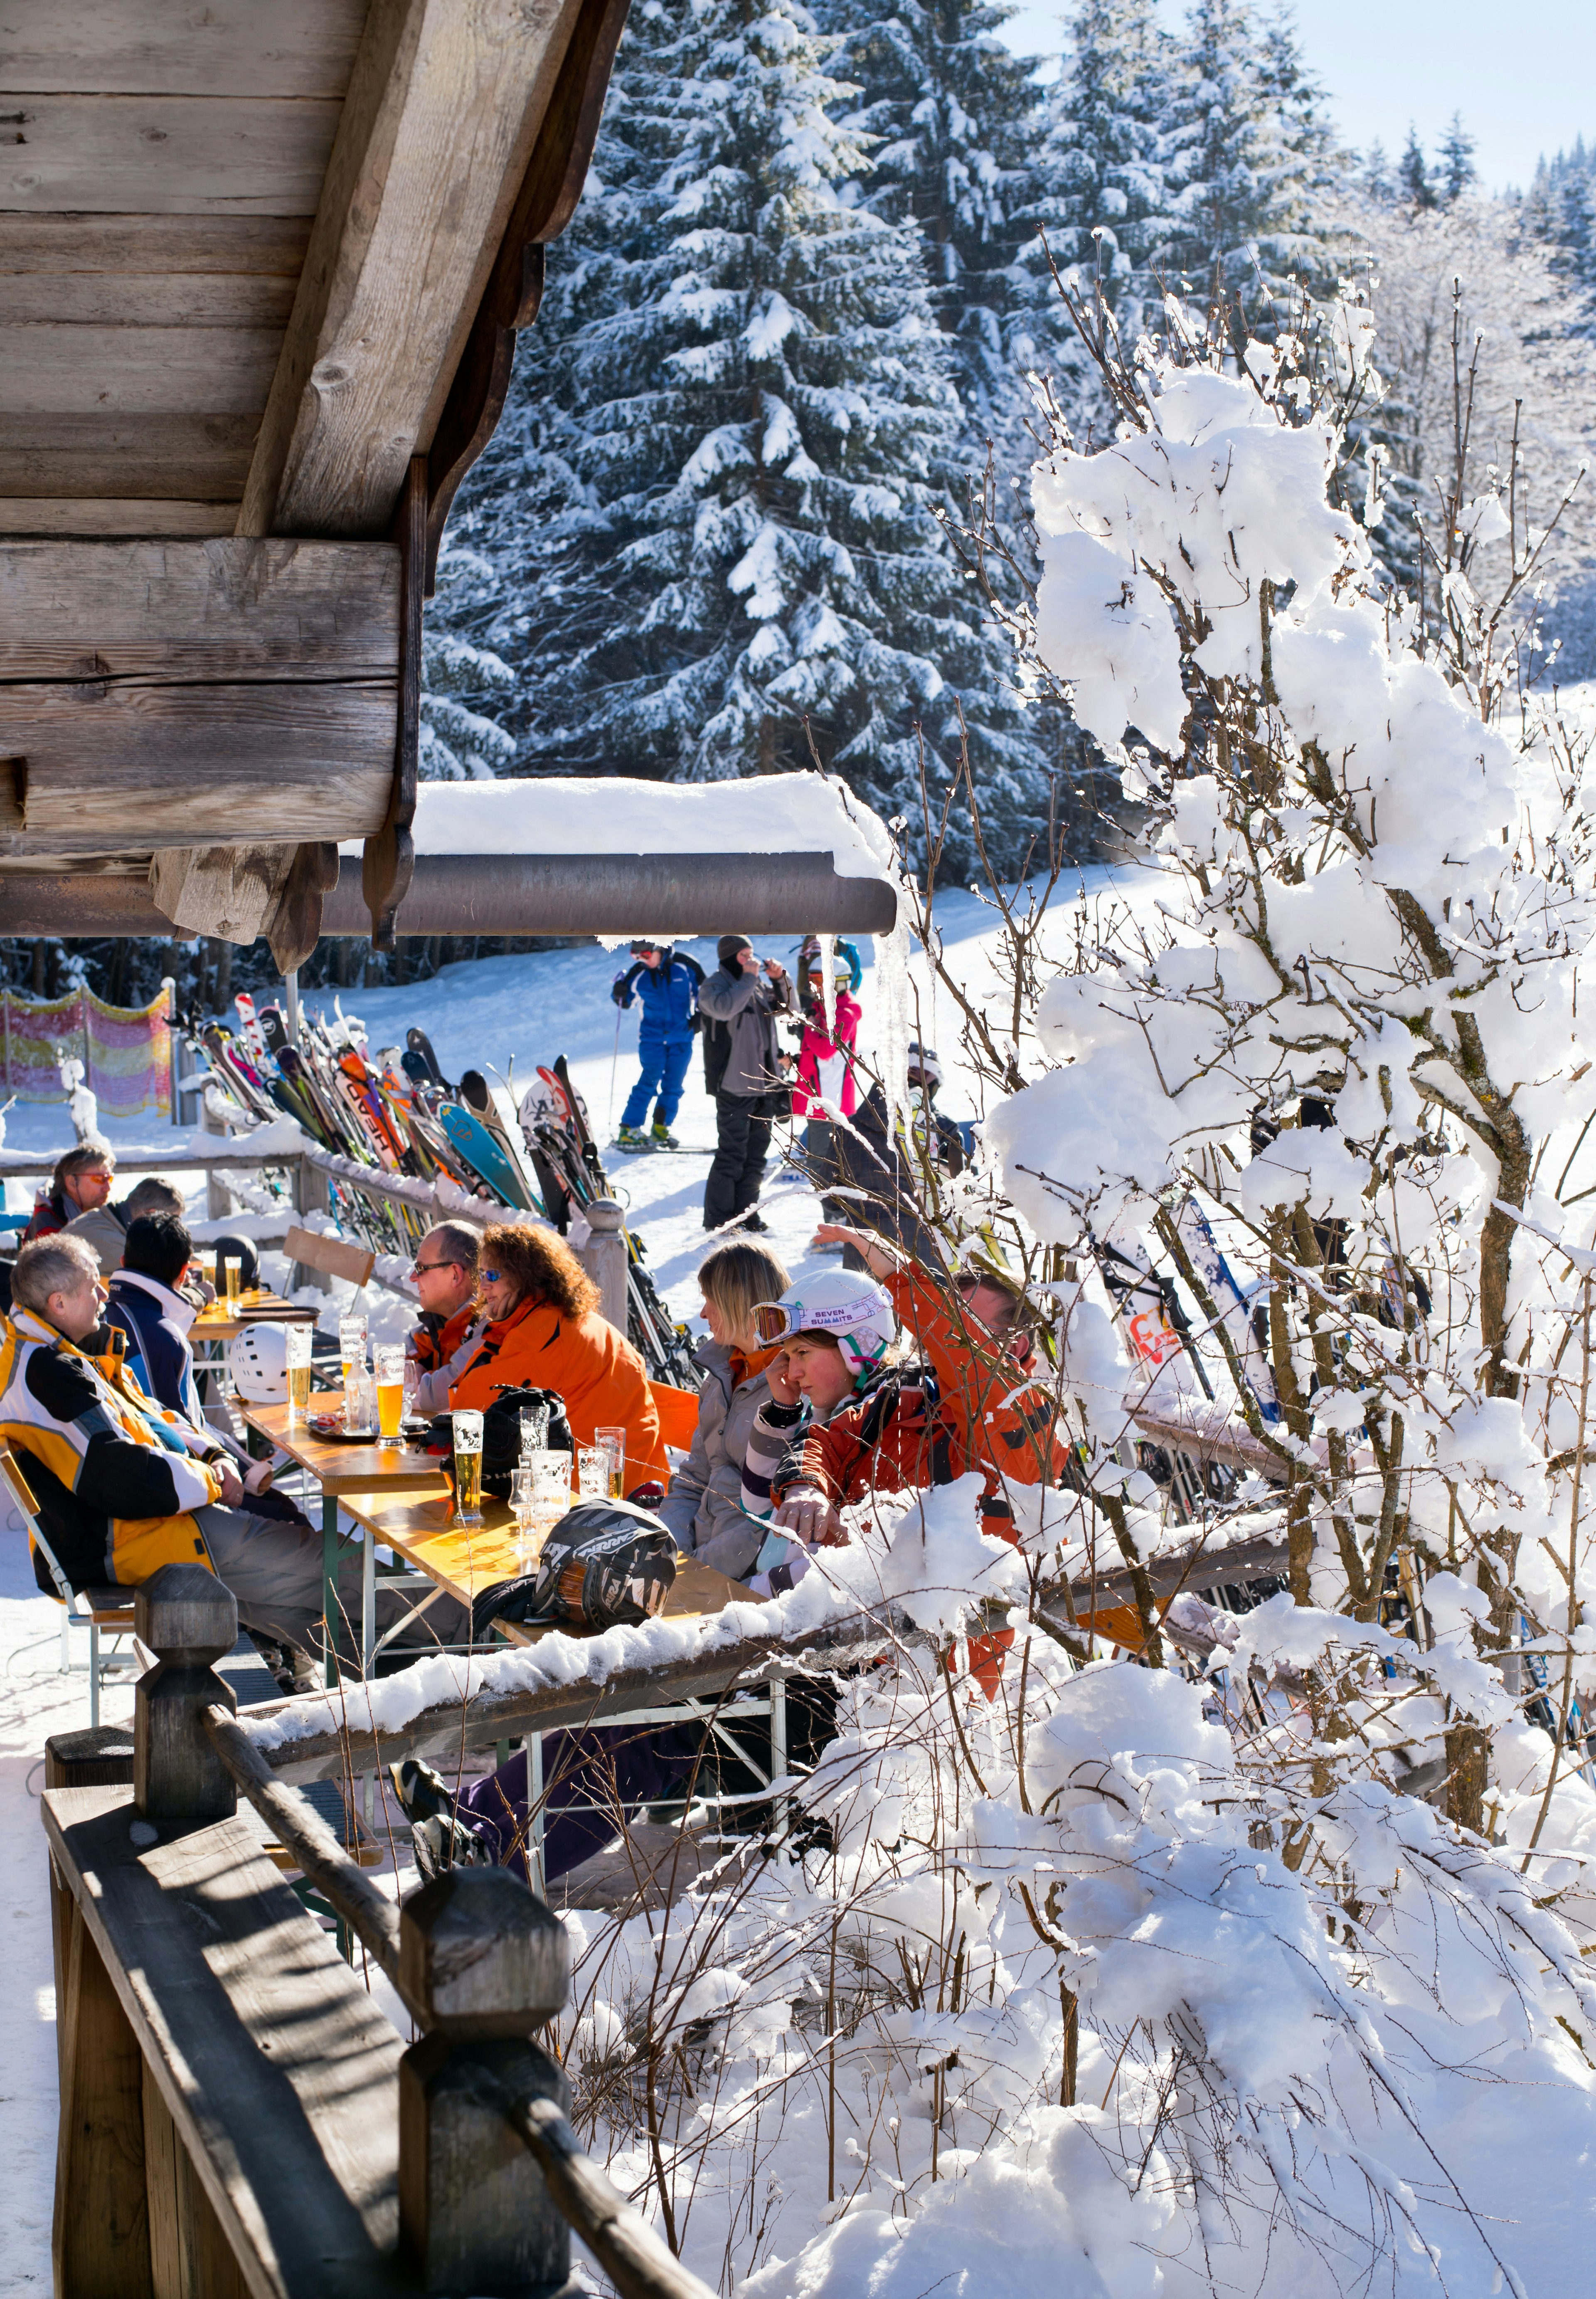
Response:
[23,0,1596,1008]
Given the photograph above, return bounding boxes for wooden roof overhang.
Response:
[0,0,631,967]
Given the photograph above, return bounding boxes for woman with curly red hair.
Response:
[448,1221,666,1485]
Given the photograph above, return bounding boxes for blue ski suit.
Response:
[612,950,705,1129]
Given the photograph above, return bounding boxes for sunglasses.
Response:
[410,1256,466,1276]
[479,1268,505,1285]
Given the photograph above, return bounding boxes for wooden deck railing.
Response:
[45,1562,764,2299]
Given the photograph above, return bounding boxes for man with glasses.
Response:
[406,1220,485,1415]
[23,1142,117,1243]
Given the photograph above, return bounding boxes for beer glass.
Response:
[222,1252,242,1312]
[284,1324,312,1424]
[594,1424,626,1499]
[453,1408,484,1526]
[526,1449,572,1551]
[339,1314,367,1393]
[375,1344,405,1447]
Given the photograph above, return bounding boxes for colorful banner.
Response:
[0,987,172,1119]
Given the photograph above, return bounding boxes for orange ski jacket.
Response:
[449,1294,667,1485]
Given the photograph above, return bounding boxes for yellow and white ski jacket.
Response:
[0,1308,229,1592]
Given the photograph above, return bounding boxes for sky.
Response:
[998,1,1596,196]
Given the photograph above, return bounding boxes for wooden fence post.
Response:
[133,1566,238,1824]
[583,1197,629,1335]
[398,1867,572,2295]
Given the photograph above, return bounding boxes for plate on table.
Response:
[305,1413,380,1443]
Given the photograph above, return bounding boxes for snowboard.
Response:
[439,1100,538,1210]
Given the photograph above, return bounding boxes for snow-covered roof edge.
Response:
[339,773,897,880]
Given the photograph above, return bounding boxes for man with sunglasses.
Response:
[405,1221,485,1416]
[23,1141,116,1243]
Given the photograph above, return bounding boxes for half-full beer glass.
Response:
[453,1408,484,1526]
[594,1424,626,1498]
[374,1344,404,1447]
[284,1324,312,1423]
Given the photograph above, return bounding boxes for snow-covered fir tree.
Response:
[1009,0,1174,412]
[815,0,1039,458]
[426,0,1051,873]
[1158,0,1336,308]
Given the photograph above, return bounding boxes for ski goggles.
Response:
[750,1286,894,1347]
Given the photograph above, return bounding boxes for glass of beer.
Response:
[284,1324,313,1424]
[453,1408,485,1526]
[594,1424,627,1499]
[374,1344,405,1447]
[222,1252,242,1312]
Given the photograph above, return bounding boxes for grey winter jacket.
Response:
[657,1337,773,1582]
[697,961,798,1100]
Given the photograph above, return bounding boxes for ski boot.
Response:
[389,1757,494,1883]
[650,1118,681,1150]
[615,1123,652,1152]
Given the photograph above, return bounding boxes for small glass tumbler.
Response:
[339,1314,367,1393]
[510,1464,539,1570]
[530,1448,573,1531]
[577,1445,609,1499]
[453,1408,485,1526]
[344,1364,377,1437]
[284,1323,313,1425]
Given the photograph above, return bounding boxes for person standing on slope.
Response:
[791,940,862,1248]
[611,940,705,1152]
[698,935,798,1234]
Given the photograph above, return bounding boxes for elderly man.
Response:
[23,1142,116,1242]
[405,1219,485,1414]
[64,1171,190,1276]
[1,1233,469,1670]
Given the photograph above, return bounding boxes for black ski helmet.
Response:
[469,1497,677,1643]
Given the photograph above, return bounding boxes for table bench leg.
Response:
[525,1733,546,1899]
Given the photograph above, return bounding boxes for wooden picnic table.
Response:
[192,1287,318,1344]
[349,1485,780,1887]
[240,1396,451,1691]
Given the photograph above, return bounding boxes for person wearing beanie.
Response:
[697,935,798,1233]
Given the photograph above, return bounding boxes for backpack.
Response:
[424,1384,574,1500]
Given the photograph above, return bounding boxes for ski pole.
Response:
[607,1005,622,1135]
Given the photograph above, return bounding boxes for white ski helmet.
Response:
[228,1322,291,1403]
[752,1269,897,1381]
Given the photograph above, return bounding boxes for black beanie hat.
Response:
[718,934,752,967]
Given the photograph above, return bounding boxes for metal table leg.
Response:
[322,1488,339,1689]
[361,1533,377,1826]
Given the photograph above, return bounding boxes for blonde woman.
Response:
[658,1238,791,1581]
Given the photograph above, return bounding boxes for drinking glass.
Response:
[577,1445,609,1499]
[453,1408,485,1526]
[528,1449,573,1536]
[222,1253,242,1312]
[344,1364,377,1437]
[510,1464,539,1570]
[374,1344,405,1447]
[284,1324,313,1425]
[339,1314,367,1392]
[594,1424,627,1499]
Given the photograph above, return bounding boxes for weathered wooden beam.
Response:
[0,498,239,538]
[0,683,394,849]
[0,94,341,215]
[0,0,367,98]
[0,412,261,502]
[0,322,284,416]
[0,213,312,276]
[0,273,298,326]
[0,538,399,680]
[362,457,425,946]
[239,0,588,542]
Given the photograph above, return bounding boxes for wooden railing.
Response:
[44,1562,744,2299]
